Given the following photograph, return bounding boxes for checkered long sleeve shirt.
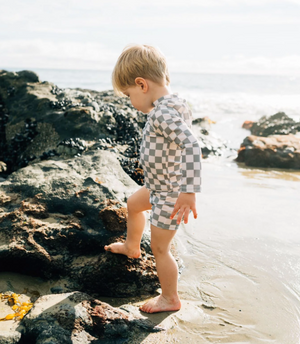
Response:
[139,94,202,193]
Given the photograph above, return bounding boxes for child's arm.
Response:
[170,192,197,225]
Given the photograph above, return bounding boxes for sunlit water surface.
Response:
[176,156,300,343]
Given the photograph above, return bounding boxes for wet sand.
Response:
[133,158,300,343]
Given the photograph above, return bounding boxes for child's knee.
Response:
[151,241,167,256]
[127,186,151,213]
[127,195,138,213]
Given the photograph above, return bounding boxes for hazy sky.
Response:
[1,0,300,75]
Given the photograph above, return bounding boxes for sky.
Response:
[0,0,300,76]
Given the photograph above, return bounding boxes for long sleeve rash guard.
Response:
[139,94,202,193]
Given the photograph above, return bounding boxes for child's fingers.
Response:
[178,206,197,224]
[192,206,198,219]
[183,208,190,224]
[171,203,197,223]
[176,209,184,224]
[177,206,189,224]
[170,204,180,219]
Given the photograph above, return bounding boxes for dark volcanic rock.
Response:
[236,134,300,169]
[192,117,227,158]
[0,70,145,177]
[99,201,127,233]
[238,112,300,169]
[0,150,159,297]
[0,70,172,343]
[250,112,300,137]
[1,150,135,223]
[0,70,140,141]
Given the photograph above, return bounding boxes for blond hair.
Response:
[112,44,170,96]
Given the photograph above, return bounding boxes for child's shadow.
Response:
[17,292,77,344]
[16,292,171,343]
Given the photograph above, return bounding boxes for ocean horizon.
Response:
[3,67,300,150]
[3,67,300,94]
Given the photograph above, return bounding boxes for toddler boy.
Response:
[105,44,201,313]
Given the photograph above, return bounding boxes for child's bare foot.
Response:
[104,243,141,259]
[139,295,181,313]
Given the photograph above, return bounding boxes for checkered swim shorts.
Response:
[149,190,180,230]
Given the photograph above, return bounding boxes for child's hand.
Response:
[170,193,197,225]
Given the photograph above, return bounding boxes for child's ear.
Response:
[135,77,148,93]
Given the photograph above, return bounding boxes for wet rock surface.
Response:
[249,112,300,137]
[238,112,300,169]
[192,117,227,158]
[0,150,159,297]
[236,134,300,169]
[0,70,146,181]
[0,150,159,342]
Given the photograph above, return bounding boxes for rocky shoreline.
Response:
[237,112,300,169]
[0,70,159,343]
[0,69,225,343]
[0,69,299,343]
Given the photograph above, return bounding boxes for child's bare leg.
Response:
[140,225,181,313]
[104,186,152,258]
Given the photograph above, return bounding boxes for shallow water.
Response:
[175,157,300,343]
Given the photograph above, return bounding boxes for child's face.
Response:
[123,86,153,114]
